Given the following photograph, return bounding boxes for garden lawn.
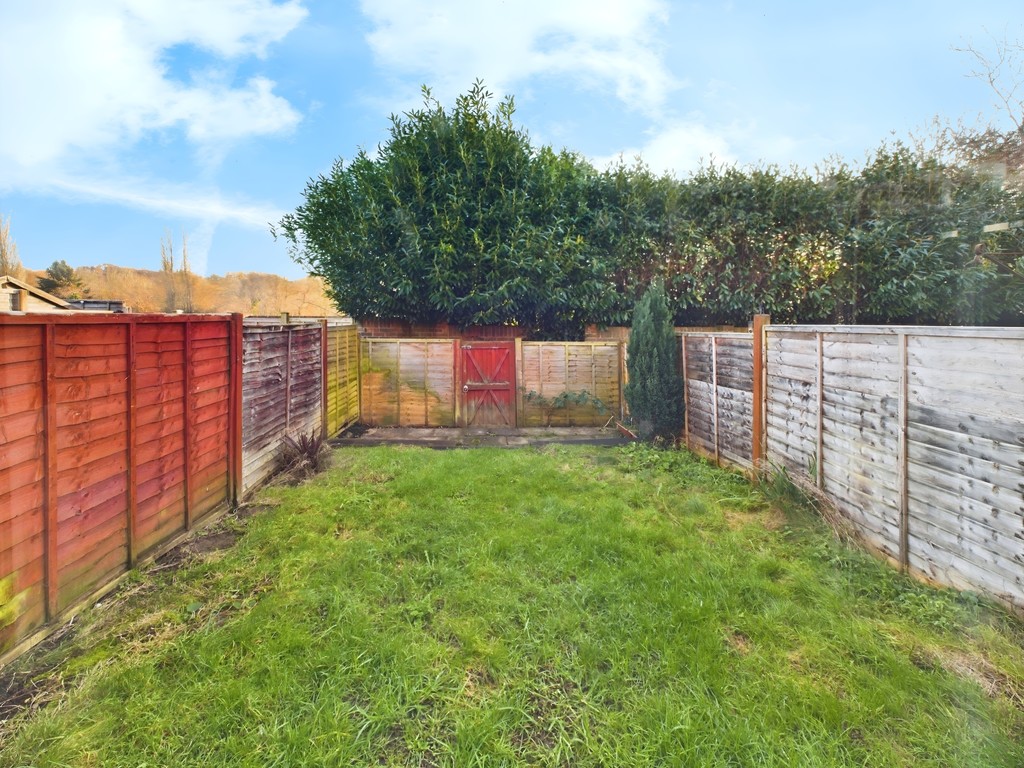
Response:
[2,444,1023,767]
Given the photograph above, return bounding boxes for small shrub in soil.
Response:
[278,431,329,483]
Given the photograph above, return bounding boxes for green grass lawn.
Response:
[2,444,1023,767]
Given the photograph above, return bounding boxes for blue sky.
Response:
[1,1,1021,280]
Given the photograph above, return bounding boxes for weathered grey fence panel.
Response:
[683,321,1024,610]
[765,325,1024,611]
[765,331,818,475]
[821,330,900,563]
[768,329,903,562]
[902,332,1024,604]
[241,320,323,493]
[682,332,754,468]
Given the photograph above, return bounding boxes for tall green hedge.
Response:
[279,83,1024,333]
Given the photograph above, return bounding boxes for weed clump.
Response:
[759,463,857,543]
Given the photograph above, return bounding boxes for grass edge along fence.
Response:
[0,314,360,663]
[682,316,1024,614]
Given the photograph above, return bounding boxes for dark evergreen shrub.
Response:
[624,280,684,442]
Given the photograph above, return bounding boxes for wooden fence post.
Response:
[751,314,770,470]
[514,338,524,426]
[355,330,363,426]
[618,341,626,421]
[898,331,910,572]
[285,326,293,433]
[452,339,461,426]
[681,336,689,450]
[42,322,58,620]
[711,336,720,465]
[230,314,244,506]
[395,340,402,425]
[321,320,329,437]
[183,319,194,529]
[816,331,824,489]
[364,339,373,425]
[421,341,429,426]
[126,319,138,567]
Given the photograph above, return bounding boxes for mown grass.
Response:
[2,443,1023,767]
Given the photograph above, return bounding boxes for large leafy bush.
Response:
[276,82,614,339]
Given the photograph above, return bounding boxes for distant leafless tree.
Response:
[948,32,1024,188]
[179,234,195,312]
[0,215,26,279]
[958,32,1024,133]
[160,232,196,312]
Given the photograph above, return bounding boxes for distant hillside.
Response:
[27,265,343,316]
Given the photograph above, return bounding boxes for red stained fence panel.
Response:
[0,314,241,657]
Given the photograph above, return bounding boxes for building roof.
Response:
[0,274,74,311]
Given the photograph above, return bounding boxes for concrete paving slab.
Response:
[330,426,631,449]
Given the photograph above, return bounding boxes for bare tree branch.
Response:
[955,30,1024,133]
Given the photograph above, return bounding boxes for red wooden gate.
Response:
[460,342,515,427]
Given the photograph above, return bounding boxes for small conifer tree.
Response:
[38,259,89,300]
[625,280,683,442]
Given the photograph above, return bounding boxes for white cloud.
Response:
[0,0,306,166]
[34,175,286,276]
[591,113,831,177]
[360,0,677,116]
[0,0,305,230]
[45,176,284,230]
[121,0,306,58]
[592,119,737,177]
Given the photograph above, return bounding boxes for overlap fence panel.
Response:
[1,324,46,652]
[189,321,235,515]
[360,339,456,426]
[766,328,903,562]
[1,315,238,657]
[134,322,187,555]
[680,321,1024,611]
[324,322,360,435]
[902,331,1024,603]
[681,333,754,468]
[241,319,323,494]
[518,342,623,426]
